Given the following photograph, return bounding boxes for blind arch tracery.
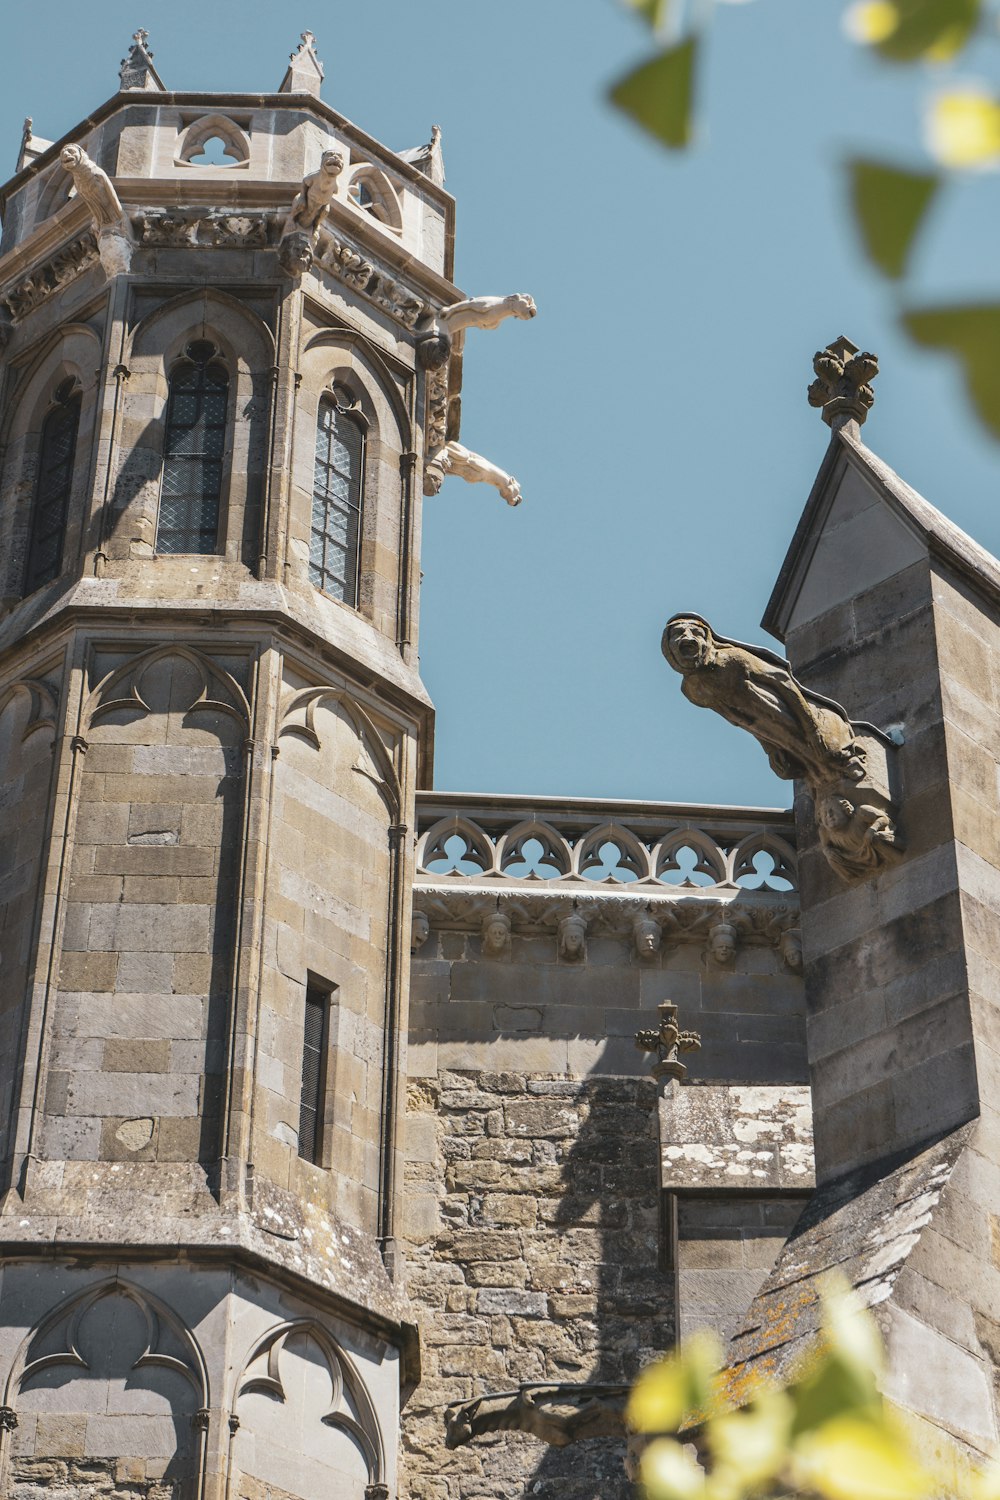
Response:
[24,379,81,595]
[156,340,230,555]
[310,390,366,605]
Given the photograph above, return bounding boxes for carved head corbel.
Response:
[481,905,512,958]
[632,908,661,963]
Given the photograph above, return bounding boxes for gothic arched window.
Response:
[310,390,365,605]
[156,340,229,554]
[24,379,81,595]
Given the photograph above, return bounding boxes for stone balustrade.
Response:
[414,791,797,894]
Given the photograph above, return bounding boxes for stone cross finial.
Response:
[807,335,879,428]
[120,27,162,91]
[280,30,325,97]
[635,1001,701,1082]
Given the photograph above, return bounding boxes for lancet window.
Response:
[156,340,229,554]
[24,379,81,595]
[299,982,331,1165]
[310,389,365,605]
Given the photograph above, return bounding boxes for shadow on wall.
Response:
[5,1282,205,1500]
[401,917,808,1499]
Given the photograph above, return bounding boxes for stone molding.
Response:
[414,882,799,968]
[0,232,99,321]
[137,210,271,248]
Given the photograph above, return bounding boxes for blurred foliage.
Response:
[609,0,1000,440]
[627,1280,1000,1500]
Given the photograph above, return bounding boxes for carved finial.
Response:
[280,30,325,97]
[807,335,879,428]
[635,1001,701,1082]
[120,27,163,91]
[21,118,32,149]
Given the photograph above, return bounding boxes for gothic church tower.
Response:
[0,31,529,1499]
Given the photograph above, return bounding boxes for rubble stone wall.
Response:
[401,913,808,1500]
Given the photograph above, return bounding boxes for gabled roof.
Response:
[763,420,1000,641]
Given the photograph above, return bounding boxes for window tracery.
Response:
[156,340,230,555]
[310,386,366,604]
[24,378,81,595]
[175,113,251,169]
[345,165,403,233]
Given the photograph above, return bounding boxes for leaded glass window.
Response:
[156,340,229,554]
[25,381,81,595]
[310,394,365,604]
[299,984,330,1165]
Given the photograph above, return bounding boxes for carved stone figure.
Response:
[481,908,511,958]
[445,1383,629,1451]
[633,911,661,962]
[779,926,802,972]
[558,911,587,962]
[815,790,902,882]
[411,911,430,953]
[278,149,345,277]
[279,231,314,278]
[662,614,903,883]
[59,145,133,277]
[423,442,522,507]
[417,292,537,369]
[663,615,863,786]
[60,145,125,230]
[285,149,344,236]
[708,918,739,967]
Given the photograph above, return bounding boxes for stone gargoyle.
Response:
[423,440,521,506]
[279,148,345,276]
[416,292,537,370]
[59,144,133,277]
[662,614,903,882]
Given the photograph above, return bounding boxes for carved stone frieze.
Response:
[662,614,903,883]
[414,885,798,967]
[1,233,100,321]
[137,211,272,248]
[310,227,430,330]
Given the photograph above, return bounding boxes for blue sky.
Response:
[4,2,999,808]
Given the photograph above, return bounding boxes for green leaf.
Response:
[847,159,939,279]
[861,0,981,62]
[791,1415,932,1500]
[903,304,1000,439]
[627,1330,722,1434]
[622,0,670,30]
[609,37,698,149]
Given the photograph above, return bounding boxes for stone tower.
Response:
[0,31,531,1500]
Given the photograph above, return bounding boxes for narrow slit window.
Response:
[25,381,81,595]
[310,393,364,605]
[299,984,330,1165]
[156,340,229,554]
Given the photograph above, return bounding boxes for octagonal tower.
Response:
[0,31,530,1500]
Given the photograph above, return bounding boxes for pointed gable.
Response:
[763,420,1000,640]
